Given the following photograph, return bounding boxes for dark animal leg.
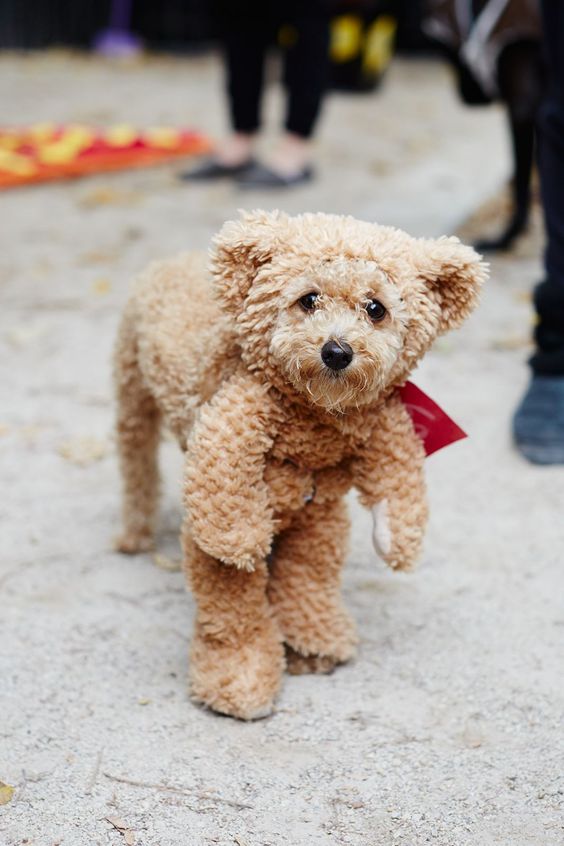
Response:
[475,42,543,253]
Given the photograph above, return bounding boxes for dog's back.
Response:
[122,250,237,441]
[113,250,239,552]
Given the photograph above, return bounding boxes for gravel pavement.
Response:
[1,51,563,846]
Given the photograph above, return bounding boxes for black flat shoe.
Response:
[237,162,314,190]
[178,157,256,181]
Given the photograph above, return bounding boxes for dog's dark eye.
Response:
[299,292,319,311]
[365,299,387,322]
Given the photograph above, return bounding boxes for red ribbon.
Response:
[399,381,467,457]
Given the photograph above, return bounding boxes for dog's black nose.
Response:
[321,339,353,371]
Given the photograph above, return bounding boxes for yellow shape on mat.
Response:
[144,127,181,149]
[105,124,138,147]
[0,149,37,176]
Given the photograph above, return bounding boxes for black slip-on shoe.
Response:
[179,157,256,181]
[237,162,314,190]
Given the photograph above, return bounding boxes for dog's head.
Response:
[212,211,487,412]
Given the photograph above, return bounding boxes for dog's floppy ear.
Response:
[211,209,290,315]
[415,236,488,333]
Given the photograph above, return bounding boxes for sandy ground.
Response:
[1,51,563,846]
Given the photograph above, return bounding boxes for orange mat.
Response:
[0,124,212,188]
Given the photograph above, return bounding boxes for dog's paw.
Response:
[284,645,338,676]
[190,629,284,721]
[114,530,154,555]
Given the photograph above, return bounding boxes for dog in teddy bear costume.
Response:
[114,210,487,720]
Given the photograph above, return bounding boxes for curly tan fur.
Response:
[114,210,487,720]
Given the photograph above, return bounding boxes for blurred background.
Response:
[0,0,424,52]
[2,4,563,846]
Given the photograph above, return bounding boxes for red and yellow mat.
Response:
[0,124,211,189]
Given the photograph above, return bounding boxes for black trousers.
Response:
[213,1,331,139]
[532,0,564,374]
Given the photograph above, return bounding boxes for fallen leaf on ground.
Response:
[0,782,15,805]
[489,335,531,351]
[58,437,109,466]
[514,290,533,304]
[106,817,127,831]
[91,277,112,296]
[20,424,45,444]
[462,720,484,749]
[78,186,143,209]
[78,249,117,266]
[6,323,47,348]
[152,553,181,572]
[105,817,135,843]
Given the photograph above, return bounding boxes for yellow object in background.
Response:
[0,148,37,176]
[330,11,397,91]
[0,149,37,176]
[38,140,79,165]
[331,15,363,63]
[0,782,15,806]
[63,124,95,150]
[105,124,138,147]
[36,125,95,164]
[0,123,212,189]
[29,122,56,142]
[144,127,181,149]
[363,15,397,75]
[278,23,298,49]
[0,134,20,151]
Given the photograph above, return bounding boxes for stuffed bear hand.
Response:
[372,500,393,559]
[200,523,273,572]
[354,393,428,572]
[371,499,426,571]
[183,374,276,569]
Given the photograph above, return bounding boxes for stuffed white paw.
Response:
[371,500,392,558]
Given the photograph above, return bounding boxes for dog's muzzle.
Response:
[321,339,354,371]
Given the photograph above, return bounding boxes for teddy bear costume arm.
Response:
[353,392,428,571]
[183,373,277,571]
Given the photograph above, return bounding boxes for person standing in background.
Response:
[513,0,564,464]
[182,0,331,188]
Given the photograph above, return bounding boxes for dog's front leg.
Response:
[183,529,284,720]
[354,393,428,572]
[181,373,284,718]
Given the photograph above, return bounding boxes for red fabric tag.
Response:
[399,381,467,457]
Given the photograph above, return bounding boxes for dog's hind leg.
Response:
[267,497,358,675]
[114,309,161,554]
